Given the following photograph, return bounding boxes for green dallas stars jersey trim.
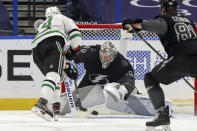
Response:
[31,30,68,48]
[69,33,81,40]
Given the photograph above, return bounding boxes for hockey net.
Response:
[75,24,197,115]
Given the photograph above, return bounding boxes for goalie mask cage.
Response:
[76,24,197,115]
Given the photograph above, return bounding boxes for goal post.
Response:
[75,24,197,115]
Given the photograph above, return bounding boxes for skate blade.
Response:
[31,106,53,122]
[146,125,171,131]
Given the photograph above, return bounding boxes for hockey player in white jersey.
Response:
[31,6,81,121]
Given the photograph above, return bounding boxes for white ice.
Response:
[0,111,197,131]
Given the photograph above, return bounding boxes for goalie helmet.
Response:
[99,42,117,69]
[160,0,178,14]
[45,6,61,18]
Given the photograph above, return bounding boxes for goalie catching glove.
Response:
[63,62,78,80]
[104,82,128,102]
[122,19,143,32]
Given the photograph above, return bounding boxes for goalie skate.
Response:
[31,98,53,122]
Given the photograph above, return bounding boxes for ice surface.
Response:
[0,111,197,131]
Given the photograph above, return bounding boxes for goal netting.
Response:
[68,24,197,115]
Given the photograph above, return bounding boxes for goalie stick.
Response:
[61,72,98,117]
[125,24,197,92]
[70,61,99,116]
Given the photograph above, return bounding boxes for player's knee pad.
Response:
[46,72,61,85]
[144,73,159,90]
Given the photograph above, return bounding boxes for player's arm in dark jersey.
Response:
[72,45,100,64]
[116,58,135,99]
[142,18,168,35]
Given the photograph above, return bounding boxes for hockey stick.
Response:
[61,80,77,116]
[61,71,78,117]
[61,71,98,117]
[126,24,197,92]
[70,61,99,115]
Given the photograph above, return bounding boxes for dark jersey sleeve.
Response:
[115,54,136,99]
[73,45,100,63]
[142,18,168,35]
[116,69,135,100]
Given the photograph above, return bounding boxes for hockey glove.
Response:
[122,19,134,31]
[63,62,78,80]
[104,82,128,102]
[64,45,80,60]
[122,19,143,32]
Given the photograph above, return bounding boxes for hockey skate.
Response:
[31,98,53,122]
[146,106,171,131]
[53,102,60,121]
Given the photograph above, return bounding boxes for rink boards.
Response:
[0,38,194,110]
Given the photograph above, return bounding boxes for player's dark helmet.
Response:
[160,0,178,13]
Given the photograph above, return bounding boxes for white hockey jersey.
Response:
[31,14,81,48]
